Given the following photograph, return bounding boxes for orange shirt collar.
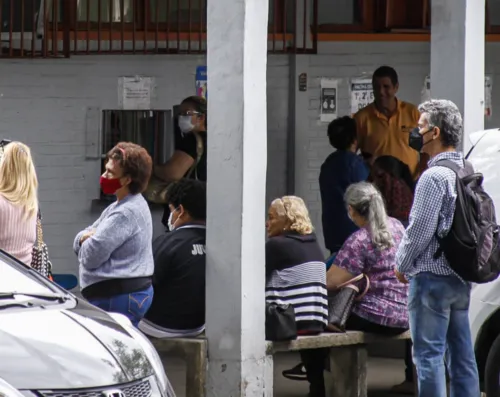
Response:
[371,98,402,119]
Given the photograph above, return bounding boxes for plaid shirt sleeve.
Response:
[396,171,445,274]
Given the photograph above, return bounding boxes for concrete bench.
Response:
[268,330,412,397]
[150,330,411,397]
[151,336,207,397]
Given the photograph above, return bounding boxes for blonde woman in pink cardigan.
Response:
[0,141,38,265]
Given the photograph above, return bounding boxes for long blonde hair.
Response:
[271,196,314,235]
[0,141,38,219]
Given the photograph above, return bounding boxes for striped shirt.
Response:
[0,194,36,265]
[265,232,328,333]
[396,151,463,278]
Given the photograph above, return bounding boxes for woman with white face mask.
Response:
[154,96,207,229]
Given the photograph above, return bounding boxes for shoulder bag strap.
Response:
[185,133,204,179]
[335,273,371,300]
[36,214,43,249]
[336,273,364,289]
[355,275,371,301]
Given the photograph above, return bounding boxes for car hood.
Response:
[0,299,154,390]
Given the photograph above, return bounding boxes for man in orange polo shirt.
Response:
[355,66,424,395]
[354,66,427,179]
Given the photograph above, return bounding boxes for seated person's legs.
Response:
[300,348,329,397]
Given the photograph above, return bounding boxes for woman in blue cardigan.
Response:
[74,142,154,327]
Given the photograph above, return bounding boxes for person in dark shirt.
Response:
[370,155,414,227]
[319,116,369,255]
[139,179,207,338]
[153,96,207,228]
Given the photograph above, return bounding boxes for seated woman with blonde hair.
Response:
[265,196,328,397]
[0,141,39,265]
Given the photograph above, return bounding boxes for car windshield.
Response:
[0,253,64,303]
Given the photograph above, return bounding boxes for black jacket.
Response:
[145,224,206,330]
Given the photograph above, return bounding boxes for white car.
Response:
[466,128,500,395]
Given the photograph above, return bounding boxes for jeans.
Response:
[408,272,480,397]
[88,285,154,328]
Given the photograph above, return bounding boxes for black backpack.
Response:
[434,159,500,283]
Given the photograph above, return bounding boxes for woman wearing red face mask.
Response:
[73,142,155,327]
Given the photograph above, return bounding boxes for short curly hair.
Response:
[271,196,314,235]
[166,178,206,221]
[107,142,152,194]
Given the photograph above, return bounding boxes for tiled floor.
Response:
[162,352,411,396]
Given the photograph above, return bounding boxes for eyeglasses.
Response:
[178,111,201,117]
[0,139,12,157]
[0,139,12,148]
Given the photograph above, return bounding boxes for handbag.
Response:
[327,274,370,333]
[31,211,53,279]
[144,132,204,204]
[265,302,298,341]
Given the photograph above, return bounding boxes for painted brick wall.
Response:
[2,41,497,274]
[0,55,289,274]
[299,42,500,251]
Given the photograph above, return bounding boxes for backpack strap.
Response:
[432,159,466,260]
[433,158,474,178]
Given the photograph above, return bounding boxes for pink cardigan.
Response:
[0,195,36,265]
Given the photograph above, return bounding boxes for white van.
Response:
[466,128,500,395]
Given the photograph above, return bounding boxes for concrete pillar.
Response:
[205,0,272,395]
[430,0,485,153]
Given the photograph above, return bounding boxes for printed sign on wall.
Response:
[350,78,374,115]
[485,75,493,119]
[421,75,493,118]
[196,66,207,99]
[118,76,154,110]
[320,78,338,122]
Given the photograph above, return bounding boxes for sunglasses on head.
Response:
[0,139,12,158]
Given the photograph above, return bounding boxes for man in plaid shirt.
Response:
[395,99,480,397]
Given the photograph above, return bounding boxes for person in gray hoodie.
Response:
[74,142,154,327]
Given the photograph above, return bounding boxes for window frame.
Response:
[486,0,500,34]
[383,0,430,31]
[314,0,376,34]
[50,0,207,32]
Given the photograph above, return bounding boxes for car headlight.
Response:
[108,313,173,397]
[0,378,25,397]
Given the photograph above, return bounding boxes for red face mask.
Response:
[100,176,123,195]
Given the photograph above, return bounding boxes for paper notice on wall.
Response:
[118,76,154,110]
[350,78,374,115]
[485,75,493,119]
[421,75,431,103]
[421,75,493,118]
[320,78,338,122]
[195,66,207,99]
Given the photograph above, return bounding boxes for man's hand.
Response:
[80,229,95,245]
[395,269,409,284]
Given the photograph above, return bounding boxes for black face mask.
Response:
[409,127,433,152]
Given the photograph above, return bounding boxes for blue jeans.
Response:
[89,285,154,328]
[409,272,480,397]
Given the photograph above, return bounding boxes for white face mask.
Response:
[178,116,195,133]
[167,207,180,231]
